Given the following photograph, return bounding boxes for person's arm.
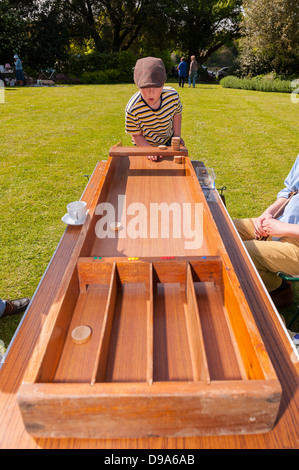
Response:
[261,218,299,238]
[132,132,159,161]
[173,114,184,145]
[131,132,151,148]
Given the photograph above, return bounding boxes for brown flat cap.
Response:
[134,57,167,88]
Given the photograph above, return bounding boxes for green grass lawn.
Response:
[1,81,299,346]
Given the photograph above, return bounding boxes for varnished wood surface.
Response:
[0,159,298,448]
[90,155,212,257]
[109,144,188,157]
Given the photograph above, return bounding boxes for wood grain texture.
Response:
[0,154,297,448]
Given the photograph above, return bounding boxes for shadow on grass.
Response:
[279,283,299,333]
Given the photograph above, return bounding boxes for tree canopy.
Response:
[238,0,299,75]
[0,0,298,76]
[1,0,242,69]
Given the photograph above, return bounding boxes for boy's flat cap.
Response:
[134,57,167,88]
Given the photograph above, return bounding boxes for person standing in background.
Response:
[14,54,25,86]
[177,57,188,87]
[188,55,198,88]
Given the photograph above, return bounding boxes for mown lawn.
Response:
[1,81,299,346]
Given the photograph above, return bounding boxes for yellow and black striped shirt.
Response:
[125,87,182,146]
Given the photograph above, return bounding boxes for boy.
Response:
[125,57,184,161]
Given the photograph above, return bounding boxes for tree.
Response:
[58,0,156,52]
[0,0,244,73]
[238,0,299,75]
[0,0,28,63]
[25,4,72,70]
[167,0,242,64]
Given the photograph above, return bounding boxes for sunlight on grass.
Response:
[0,82,299,344]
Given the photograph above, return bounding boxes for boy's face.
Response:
[139,86,163,109]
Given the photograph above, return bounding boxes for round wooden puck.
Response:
[158,145,167,150]
[109,222,122,231]
[71,325,92,344]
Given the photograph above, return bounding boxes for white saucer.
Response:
[61,213,87,226]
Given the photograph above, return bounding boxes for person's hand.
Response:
[261,218,288,238]
[147,155,161,162]
[253,214,272,239]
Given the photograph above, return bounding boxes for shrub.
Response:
[80,69,121,84]
[55,74,81,84]
[66,51,136,83]
[220,75,294,93]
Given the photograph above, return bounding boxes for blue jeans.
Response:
[0,299,6,318]
[189,71,197,88]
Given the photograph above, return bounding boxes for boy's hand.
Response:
[147,155,161,161]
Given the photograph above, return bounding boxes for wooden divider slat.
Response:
[147,263,154,385]
[185,263,210,383]
[222,266,266,381]
[92,262,117,385]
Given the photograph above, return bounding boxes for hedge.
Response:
[220,75,294,93]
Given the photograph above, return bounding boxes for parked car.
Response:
[216,67,230,80]
[198,65,216,82]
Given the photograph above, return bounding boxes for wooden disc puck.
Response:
[158,145,167,150]
[71,325,92,344]
[109,222,122,231]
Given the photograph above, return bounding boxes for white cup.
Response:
[67,201,87,222]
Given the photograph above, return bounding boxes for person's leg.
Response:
[0,297,30,317]
[0,299,6,318]
[190,72,195,87]
[242,238,299,291]
[233,217,256,240]
[234,218,299,307]
[192,72,197,87]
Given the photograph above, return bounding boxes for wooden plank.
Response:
[147,263,154,385]
[222,265,267,380]
[77,258,114,292]
[189,258,224,297]
[109,145,188,157]
[185,263,210,383]
[18,380,282,439]
[92,263,118,384]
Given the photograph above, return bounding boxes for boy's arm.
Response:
[131,132,152,147]
[173,114,184,145]
[132,132,159,161]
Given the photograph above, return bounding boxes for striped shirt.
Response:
[125,87,182,146]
